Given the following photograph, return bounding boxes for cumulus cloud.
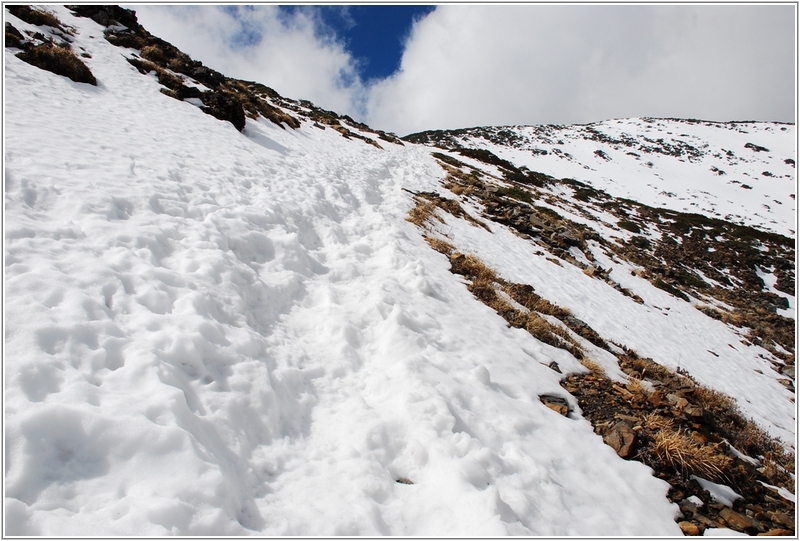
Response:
[367,5,796,135]
[132,5,368,117]
[130,5,795,136]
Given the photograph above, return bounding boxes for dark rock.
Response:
[767,511,794,530]
[547,361,562,373]
[67,5,140,30]
[5,22,24,49]
[90,10,110,26]
[603,420,636,458]
[200,90,246,131]
[720,508,764,534]
[16,43,97,85]
[678,498,699,515]
[539,394,570,416]
[7,5,63,28]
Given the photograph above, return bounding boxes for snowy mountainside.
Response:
[405,119,796,237]
[3,5,796,537]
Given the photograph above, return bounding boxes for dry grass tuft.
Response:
[424,236,455,256]
[7,6,65,30]
[693,385,736,413]
[651,421,732,481]
[626,376,649,395]
[627,356,676,382]
[524,313,583,359]
[580,357,605,375]
[406,199,442,228]
[503,283,571,318]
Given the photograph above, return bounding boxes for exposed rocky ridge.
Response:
[7,5,404,145]
[413,136,796,383]
[405,119,797,238]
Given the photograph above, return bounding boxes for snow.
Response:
[453,119,796,237]
[703,527,749,536]
[5,6,797,536]
[759,481,796,504]
[690,476,743,508]
[4,7,687,536]
[756,266,795,319]
[437,201,795,443]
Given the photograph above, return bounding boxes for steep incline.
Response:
[4,6,687,536]
[406,119,796,237]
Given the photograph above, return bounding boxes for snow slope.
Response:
[407,119,797,237]
[3,6,795,537]
[4,7,682,536]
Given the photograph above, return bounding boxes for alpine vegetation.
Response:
[4,5,795,537]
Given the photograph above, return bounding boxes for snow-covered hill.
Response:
[406,119,796,237]
[4,5,795,537]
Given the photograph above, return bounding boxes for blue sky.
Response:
[277,5,435,81]
[132,5,796,136]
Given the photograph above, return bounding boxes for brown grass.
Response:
[7,6,64,30]
[16,43,96,85]
[626,376,649,395]
[651,420,732,481]
[406,199,442,228]
[502,283,571,318]
[424,236,455,256]
[580,358,606,375]
[524,313,583,359]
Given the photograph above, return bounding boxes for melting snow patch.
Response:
[758,481,796,503]
[691,475,743,507]
[703,527,748,536]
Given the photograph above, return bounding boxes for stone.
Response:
[684,405,704,417]
[679,499,699,515]
[547,361,562,373]
[90,10,110,26]
[720,508,764,533]
[767,511,794,529]
[5,22,25,48]
[647,389,667,406]
[603,420,636,458]
[667,393,689,410]
[693,513,719,529]
[757,529,794,536]
[199,90,246,131]
[539,395,570,416]
[679,521,701,536]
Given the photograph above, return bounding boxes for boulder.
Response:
[200,91,246,131]
[539,395,570,416]
[679,521,701,536]
[603,420,636,458]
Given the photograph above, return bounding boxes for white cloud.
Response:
[366,5,796,135]
[129,5,795,137]
[132,5,368,117]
